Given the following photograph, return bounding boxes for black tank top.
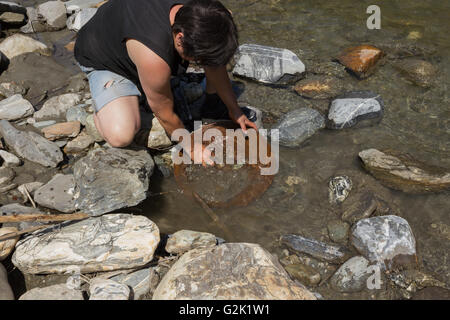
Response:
[74,0,190,91]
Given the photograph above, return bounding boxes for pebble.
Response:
[294,75,344,99]
[32,120,57,129]
[0,94,34,121]
[395,58,437,88]
[0,263,14,300]
[327,219,350,243]
[0,12,25,25]
[165,230,217,255]
[341,192,378,224]
[66,8,97,32]
[66,105,88,125]
[328,175,352,204]
[337,45,383,78]
[63,131,95,154]
[111,267,154,300]
[85,114,104,142]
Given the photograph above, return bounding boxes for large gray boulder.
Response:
[0,120,63,167]
[327,91,384,129]
[73,146,154,216]
[233,44,305,84]
[0,94,34,121]
[153,243,316,300]
[272,107,325,147]
[351,215,417,270]
[12,214,160,274]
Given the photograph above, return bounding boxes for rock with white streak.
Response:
[154,243,316,300]
[12,214,160,274]
[351,215,417,270]
[73,146,154,216]
[327,91,384,129]
[0,94,34,121]
[0,227,19,261]
[233,44,305,84]
[34,174,76,213]
[0,34,52,60]
[34,93,81,121]
[165,230,217,254]
[0,263,14,300]
[0,150,21,167]
[0,120,63,167]
[37,1,67,30]
[66,8,97,32]
[89,278,130,300]
[328,175,352,204]
[19,284,84,300]
[359,149,450,193]
[330,256,375,293]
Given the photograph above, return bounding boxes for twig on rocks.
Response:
[0,212,89,224]
[0,225,48,241]
[23,185,36,208]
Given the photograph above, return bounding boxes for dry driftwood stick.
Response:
[192,191,233,241]
[0,225,48,242]
[0,212,89,224]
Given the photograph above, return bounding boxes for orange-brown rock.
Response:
[42,121,81,141]
[294,75,344,99]
[64,41,75,52]
[337,45,383,78]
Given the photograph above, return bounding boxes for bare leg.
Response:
[93,95,141,148]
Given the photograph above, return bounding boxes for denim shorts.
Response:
[78,64,141,113]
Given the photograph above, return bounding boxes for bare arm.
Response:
[126,39,184,137]
[204,66,257,132]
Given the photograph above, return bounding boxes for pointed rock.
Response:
[337,45,383,78]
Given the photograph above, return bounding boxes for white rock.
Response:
[89,278,130,300]
[330,256,375,293]
[0,150,21,167]
[12,214,160,274]
[0,94,34,121]
[37,1,67,30]
[233,44,305,84]
[147,117,172,149]
[34,93,81,121]
[0,227,19,261]
[351,215,416,270]
[66,8,97,32]
[0,34,51,60]
[19,284,84,300]
[165,230,216,255]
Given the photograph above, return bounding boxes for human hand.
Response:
[186,141,214,167]
[229,109,258,134]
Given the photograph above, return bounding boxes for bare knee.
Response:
[104,124,138,148]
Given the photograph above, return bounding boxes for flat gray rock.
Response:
[0,94,33,121]
[153,243,316,300]
[34,93,81,121]
[330,256,374,293]
[34,174,76,213]
[73,146,154,216]
[272,107,325,147]
[0,263,14,300]
[351,215,417,270]
[12,214,160,274]
[327,91,384,129]
[233,44,305,84]
[0,120,63,167]
[19,283,84,300]
[66,8,97,32]
[165,230,217,255]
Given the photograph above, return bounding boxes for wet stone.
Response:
[0,34,51,60]
[294,76,344,99]
[34,174,76,213]
[66,8,97,32]
[328,175,352,204]
[34,93,81,121]
[19,283,84,300]
[233,44,306,84]
[12,214,160,274]
[395,59,437,88]
[330,256,375,293]
[37,1,67,30]
[89,278,130,300]
[327,219,350,243]
[326,91,384,129]
[341,191,378,224]
[281,234,352,264]
[153,243,316,300]
[42,121,81,141]
[284,263,321,287]
[337,45,383,78]
[359,149,450,194]
[351,215,417,270]
[165,230,217,255]
[73,146,154,216]
[0,120,63,167]
[272,107,325,147]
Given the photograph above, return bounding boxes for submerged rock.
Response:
[294,76,344,99]
[327,91,384,129]
[341,191,378,224]
[153,243,316,300]
[34,174,76,213]
[330,256,375,293]
[0,94,34,121]
[165,230,217,255]
[89,278,130,300]
[0,263,14,300]
[328,175,352,204]
[0,34,51,60]
[337,45,383,78]
[281,234,352,264]
[327,220,350,243]
[359,149,450,193]
[272,107,325,147]
[41,121,81,141]
[66,8,97,32]
[395,59,437,88]
[351,215,417,270]
[12,214,160,274]
[73,146,154,216]
[233,44,305,84]
[34,93,81,121]
[284,263,321,287]
[0,120,63,167]
[19,284,84,300]
[36,1,67,30]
